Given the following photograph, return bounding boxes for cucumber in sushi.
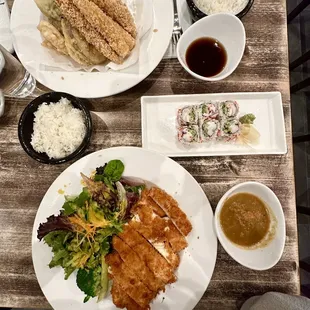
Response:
[178,125,200,143]
[219,101,239,118]
[220,119,241,141]
[201,119,220,141]
[199,102,218,119]
[177,106,199,125]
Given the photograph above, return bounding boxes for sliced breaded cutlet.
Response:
[129,219,180,269]
[90,0,137,38]
[118,224,176,284]
[130,206,180,269]
[139,189,167,217]
[148,187,193,236]
[111,282,149,310]
[106,251,156,308]
[112,236,165,292]
[132,201,188,252]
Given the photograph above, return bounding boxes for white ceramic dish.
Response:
[214,182,286,270]
[177,13,246,81]
[32,147,217,310]
[141,92,287,157]
[10,0,173,98]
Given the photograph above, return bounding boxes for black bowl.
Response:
[18,92,92,164]
[186,0,254,22]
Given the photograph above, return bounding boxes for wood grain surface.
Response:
[1,0,299,309]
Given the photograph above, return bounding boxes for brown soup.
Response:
[219,193,271,247]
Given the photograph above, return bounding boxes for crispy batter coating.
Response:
[38,20,68,55]
[136,191,188,252]
[113,236,165,292]
[90,0,137,38]
[73,0,135,58]
[118,225,176,285]
[71,27,106,64]
[111,282,148,310]
[41,39,56,50]
[34,0,62,21]
[48,17,63,34]
[148,188,193,236]
[62,19,92,65]
[55,0,123,64]
[106,252,156,308]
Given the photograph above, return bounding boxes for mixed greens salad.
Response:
[37,160,145,303]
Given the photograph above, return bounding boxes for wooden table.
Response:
[0,0,299,309]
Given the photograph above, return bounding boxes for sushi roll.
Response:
[200,119,220,141]
[199,102,219,119]
[219,101,239,119]
[220,119,241,141]
[177,105,198,126]
[178,125,200,143]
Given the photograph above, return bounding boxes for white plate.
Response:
[32,147,217,310]
[141,92,287,157]
[10,0,173,98]
[214,182,286,270]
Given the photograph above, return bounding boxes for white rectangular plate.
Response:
[141,92,287,157]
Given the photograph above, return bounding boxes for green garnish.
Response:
[239,113,256,124]
[38,159,145,303]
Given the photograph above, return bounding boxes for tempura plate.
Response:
[10,0,173,98]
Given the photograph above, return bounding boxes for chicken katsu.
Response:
[107,187,192,310]
[38,159,192,309]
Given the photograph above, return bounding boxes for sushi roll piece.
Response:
[178,125,200,143]
[199,102,219,119]
[177,105,199,125]
[220,119,241,141]
[200,119,220,141]
[219,101,239,119]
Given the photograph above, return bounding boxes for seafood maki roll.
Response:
[199,102,218,119]
[219,101,239,119]
[200,119,220,141]
[220,119,241,141]
[177,105,199,125]
[178,125,200,143]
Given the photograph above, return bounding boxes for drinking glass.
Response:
[0,44,36,98]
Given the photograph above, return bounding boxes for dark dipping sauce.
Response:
[220,193,271,247]
[186,37,227,77]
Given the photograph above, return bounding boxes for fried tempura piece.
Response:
[71,27,106,65]
[148,188,193,236]
[62,19,106,65]
[90,0,137,38]
[55,0,123,64]
[62,20,92,65]
[38,20,68,55]
[111,282,148,310]
[113,236,165,292]
[48,17,63,34]
[106,252,156,308]
[41,39,56,50]
[73,0,135,58]
[34,0,62,21]
[118,225,176,284]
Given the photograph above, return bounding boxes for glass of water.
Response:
[0,44,36,98]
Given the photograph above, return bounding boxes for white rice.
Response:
[31,97,86,159]
[194,0,249,15]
